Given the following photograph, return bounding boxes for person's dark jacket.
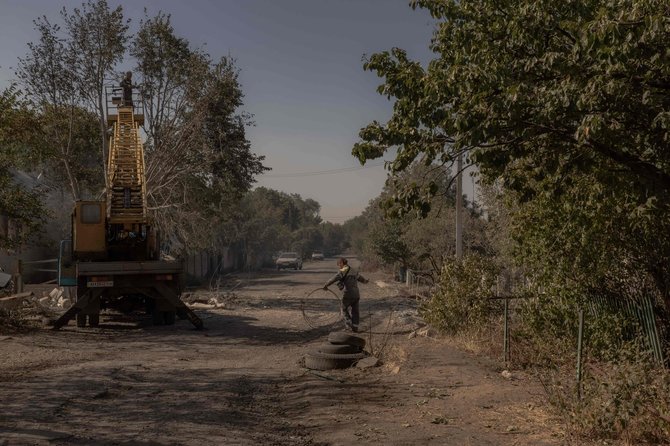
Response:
[324,265,368,300]
[120,78,133,104]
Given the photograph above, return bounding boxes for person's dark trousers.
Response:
[341,296,360,331]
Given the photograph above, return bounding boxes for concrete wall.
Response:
[184,247,241,283]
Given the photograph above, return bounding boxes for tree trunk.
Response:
[61,157,80,202]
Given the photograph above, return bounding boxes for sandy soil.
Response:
[0,258,564,445]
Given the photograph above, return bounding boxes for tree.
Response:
[16,16,103,200]
[353,0,670,316]
[0,87,49,249]
[344,162,487,274]
[61,0,129,188]
[131,12,267,252]
[14,5,267,255]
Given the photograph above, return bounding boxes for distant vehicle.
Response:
[311,251,324,261]
[276,252,303,270]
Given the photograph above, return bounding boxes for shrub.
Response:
[421,254,502,334]
[543,346,670,444]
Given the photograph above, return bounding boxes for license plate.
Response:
[87,280,114,287]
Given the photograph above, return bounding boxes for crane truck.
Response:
[53,86,203,329]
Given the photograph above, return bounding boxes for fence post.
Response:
[503,297,510,363]
[576,308,584,400]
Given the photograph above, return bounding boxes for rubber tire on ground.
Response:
[76,313,87,328]
[315,343,362,355]
[88,314,100,327]
[304,351,367,371]
[328,332,366,349]
[163,311,176,325]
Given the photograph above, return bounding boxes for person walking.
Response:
[324,257,369,332]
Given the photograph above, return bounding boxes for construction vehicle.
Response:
[54,85,203,329]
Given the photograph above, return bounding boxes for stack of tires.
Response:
[304,331,367,371]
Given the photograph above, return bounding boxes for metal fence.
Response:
[405,269,435,299]
[586,294,665,365]
[405,269,666,368]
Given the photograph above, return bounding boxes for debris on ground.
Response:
[356,356,380,369]
[386,308,426,335]
[0,292,35,311]
[182,290,237,309]
[0,287,76,330]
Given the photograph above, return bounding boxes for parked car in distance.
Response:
[276,252,303,270]
[311,251,324,261]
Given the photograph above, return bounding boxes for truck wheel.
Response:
[152,310,165,326]
[76,313,87,328]
[88,314,100,327]
[163,311,176,325]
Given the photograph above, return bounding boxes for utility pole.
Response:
[455,151,463,259]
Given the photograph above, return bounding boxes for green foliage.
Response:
[355,0,670,318]
[130,12,268,253]
[233,187,338,268]
[16,0,125,200]
[13,3,268,254]
[366,219,412,268]
[349,162,490,273]
[354,2,670,441]
[544,346,670,443]
[0,87,49,249]
[421,255,501,334]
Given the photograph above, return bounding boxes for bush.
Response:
[420,254,502,334]
[543,346,670,444]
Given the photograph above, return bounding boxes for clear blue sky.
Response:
[0,0,468,223]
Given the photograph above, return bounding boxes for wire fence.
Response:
[405,268,666,370]
[405,269,435,300]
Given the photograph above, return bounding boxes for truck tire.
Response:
[88,314,100,327]
[328,332,366,348]
[152,310,165,326]
[163,311,176,325]
[76,313,87,328]
[304,351,367,371]
[316,343,362,354]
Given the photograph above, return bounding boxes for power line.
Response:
[262,162,385,178]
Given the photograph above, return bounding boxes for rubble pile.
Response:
[0,286,74,323]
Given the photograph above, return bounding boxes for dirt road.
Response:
[0,258,562,445]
